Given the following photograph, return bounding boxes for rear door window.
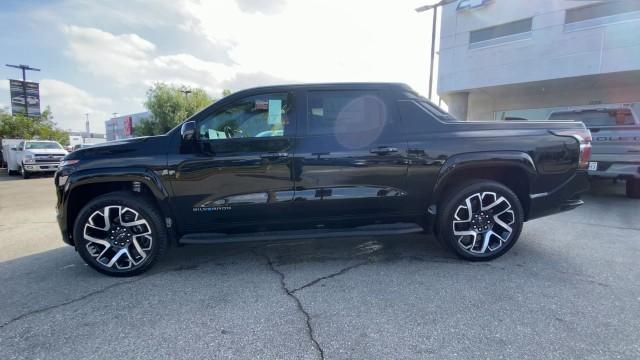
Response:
[306,90,387,135]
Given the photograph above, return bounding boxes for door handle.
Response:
[370,146,399,155]
[260,152,289,159]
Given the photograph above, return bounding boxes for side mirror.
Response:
[181,121,196,142]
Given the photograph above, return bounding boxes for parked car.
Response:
[548,104,640,198]
[7,140,68,178]
[55,83,591,276]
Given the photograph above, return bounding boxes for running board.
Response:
[179,223,424,245]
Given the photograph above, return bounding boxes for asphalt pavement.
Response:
[0,172,639,360]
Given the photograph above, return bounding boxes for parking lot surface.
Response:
[0,172,639,360]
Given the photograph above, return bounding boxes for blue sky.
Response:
[1,0,431,132]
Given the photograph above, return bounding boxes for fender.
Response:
[432,150,537,202]
[66,166,170,200]
[60,167,174,245]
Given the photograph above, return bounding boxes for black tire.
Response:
[626,179,640,199]
[7,168,17,176]
[73,191,168,276]
[437,180,524,261]
[20,165,30,179]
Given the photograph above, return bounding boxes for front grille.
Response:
[34,154,64,163]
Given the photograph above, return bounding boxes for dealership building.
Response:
[437,0,640,121]
[104,111,150,141]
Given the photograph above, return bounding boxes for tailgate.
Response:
[590,126,640,160]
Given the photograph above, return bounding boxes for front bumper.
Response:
[23,163,60,172]
[527,170,590,221]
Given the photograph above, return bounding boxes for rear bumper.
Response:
[527,170,590,221]
[588,161,640,179]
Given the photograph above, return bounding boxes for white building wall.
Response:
[437,0,640,120]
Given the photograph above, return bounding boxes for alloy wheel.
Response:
[83,206,153,270]
[452,192,515,255]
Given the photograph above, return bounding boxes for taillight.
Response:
[551,129,592,169]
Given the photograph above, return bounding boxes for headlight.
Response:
[60,159,80,167]
[22,154,35,164]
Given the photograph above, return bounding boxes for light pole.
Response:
[415,0,456,101]
[5,64,40,115]
[85,113,90,138]
[179,88,192,100]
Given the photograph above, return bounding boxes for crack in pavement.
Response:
[290,260,370,294]
[255,250,325,360]
[0,248,253,330]
[0,277,144,329]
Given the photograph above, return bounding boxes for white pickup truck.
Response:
[5,140,68,179]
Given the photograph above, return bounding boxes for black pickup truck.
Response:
[55,83,591,276]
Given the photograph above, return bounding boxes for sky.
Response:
[0,0,434,132]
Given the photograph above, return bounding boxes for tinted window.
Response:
[566,0,640,24]
[306,91,386,135]
[548,109,635,127]
[469,18,532,44]
[199,92,290,140]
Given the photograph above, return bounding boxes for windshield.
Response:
[25,142,63,150]
[548,109,635,127]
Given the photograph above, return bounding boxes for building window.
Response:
[565,0,640,32]
[469,18,532,49]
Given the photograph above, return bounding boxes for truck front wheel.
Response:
[626,179,640,199]
[73,191,168,276]
[20,165,31,179]
[437,180,524,261]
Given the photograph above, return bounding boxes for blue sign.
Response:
[457,0,492,11]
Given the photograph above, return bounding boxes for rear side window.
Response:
[548,109,635,127]
[306,91,387,135]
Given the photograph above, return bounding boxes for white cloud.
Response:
[50,0,430,130]
[184,0,430,94]
[39,79,113,132]
[61,0,429,97]
[62,25,240,94]
[235,0,287,15]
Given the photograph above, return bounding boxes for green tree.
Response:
[135,83,213,136]
[222,89,232,97]
[0,109,69,145]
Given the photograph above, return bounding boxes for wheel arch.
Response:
[63,168,174,246]
[430,151,537,228]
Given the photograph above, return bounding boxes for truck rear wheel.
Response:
[626,179,640,199]
[437,180,524,261]
[73,191,168,276]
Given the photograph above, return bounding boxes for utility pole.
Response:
[416,1,456,101]
[5,64,41,115]
[179,87,192,100]
[85,113,90,138]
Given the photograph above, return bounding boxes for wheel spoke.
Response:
[83,205,153,270]
[131,237,148,262]
[452,191,516,255]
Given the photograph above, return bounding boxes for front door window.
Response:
[199,92,290,141]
